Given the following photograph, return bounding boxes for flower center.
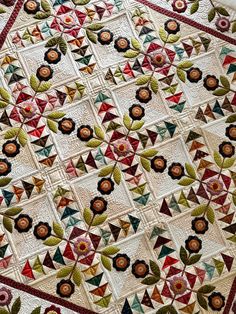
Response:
[18,218,29,229]
[0,162,7,173]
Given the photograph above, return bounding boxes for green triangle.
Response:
[128,215,140,233]
[158,245,175,259]
[77,55,92,65]
[164,122,177,137]
[170,102,185,113]
[86,273,103,286]
[106,121,121,132]
[0,244,8,258]
[213,258,224,275]
[131,294,144,313]
[32,256,45,274]
[130,183,146,195]
[94,294,112,308]
[178,191,190,208]
[76,156,87,173]
[228,64,236,75]
[227,235,236,243]
[150,226,166,239]
[137,132,149,148]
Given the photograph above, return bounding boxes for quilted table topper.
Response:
[0,0,236,313]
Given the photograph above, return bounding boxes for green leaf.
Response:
[87,139,102,148]
[198,285,215,294]
[37,82,52,92]
[31,306,41,314]
[216,7,230,16]
[4,127,19,140]
[130,38,141,51]
[45,36,60,47]
[34,11,50,19]
[208,8,216,22]
[123,113,132,129]
[150,260,160,279]
[102,246,120,256]
[11,296,21,314]
[101,255,111,271]
[197,292,208,310]
[5,207,23,216]
[166,34,180,43]
[47,111,66,119]
[94,125,105,140]
[150,77,158,93]
[43,236,62,246]
[190,0,199,14]
[47,119,58,133]
[41,0,51,12]
[187,254,202,265]
[113,166,121,185]
[83,208,93,225]
[53,222,64,237]
[98,165,114,177]
[91,214,107,226]
[72,0,90,4]
[178,61,193,69]
[180,246,188,265]
[131,120,144,131]
[136,75,151,86]
[86,29,97,43]
[0,87,10,101]
[206,206,215,224]
[58,37,67,55]
[159,27,168,42]
[214,151,223,168]
[0,177,12,187]
[56,266,73,278]
[140,157,151,172]
[73,266,82,287]
[178,177,195,186]
[223,157,235,168]
[0,7,6,14]
[87,23,104,31]
[0,101,8,108]
[123,49,140,58]
[177,68,186,82]
[18,129,28,147]
[141,276,159,285]
[226,114,236,123]
[220,76,230,89]
[232,22,236,33]
[156,305,177,314]
[141,149,158,158]
[185,163,196,179]
[213,88,229,96]
[3,217,12,233]
[191,204,207,216]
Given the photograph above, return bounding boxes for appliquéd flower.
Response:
[14,214,33,233]
[185,235,202,253]
[114,37,130,52]
[191,217,209,234]
[135,87,152,103]
[97,29,114,45]
[208,292,225,311]
[215,17,230,32]
[132,260,149,278]
[23,0,40,14]
[97,178,115,195]
[20,101,37,119]
[172,0,187,13]
[33,222,51,240]
[73,237,91,257]
[113,254,130,271]
[2,140,20,158]
[129,104,145,120]
[44,305,61,314]
[114,139,131,157]
[206,178,223,196]
[90,197,107,215]
[164,19,180,34]
[0,287,12,306]
[151,156,167,173]
[219,141,235,158]
[0,158,11,176]
[56,279,75,298]
[36,65,53,81]
[44,48,62,64]
[169,276,188,295]
[77,125,93,141]
[58,118,75,135]
[168,162,184,180]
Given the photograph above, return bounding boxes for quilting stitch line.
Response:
[135,0,236,46]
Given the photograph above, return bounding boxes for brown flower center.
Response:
[92,199,105,212]
[229,127,236,139]
[222,144,233,155]
[61,120,73,131]
[171,165,182,177]
[207,77,217,87]
[0,162,8,174]
[60,283,72,296]
[17,218,30,229]
[138,89,149,100]
[131,106,142,117]
[116,257,128,268]
[4,143,17,154]
[154,158,164,169]
[100,31,111,41]
[100,180,112,192]
[80,127,91,139]
[39,67,51,78]
[26,0,37,10]
[135,263,147,275]
[188,239,200,250]
[190,69,201,79]
[212,296,223,308]
[195,220,206,231]
[167,21,177,30]
[117,38,128,49]
[47,50,59,61]
[37,225,48,237]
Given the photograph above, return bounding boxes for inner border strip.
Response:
[0,275,97,314]
[135,0,236,46]
[0,0,25,50]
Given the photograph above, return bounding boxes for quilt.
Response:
[0,0,235,313]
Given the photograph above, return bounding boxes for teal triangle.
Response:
[213,101,224,116]
[128,215,140,233]
[77,55,92,65]
[227,64,236,75]
[143,34,156,44]
[156,126,167,140]
[66,216,80,228]
[35,145,53,157]
[86,273,103,286]
[220,47,234,57]
[0,244,8,258]
[95,92,109,103]
[164,122,177,137]
[133,193,150,205]
[131,294,144,313]
[169,195,181,212]
[170,102,185,113]
[94,148,107,164]
[100,228,111,245]
[203,262,215,280]
[5,64,20,74]
[53,247,66,265]
[61,207,78,220]
[2,190,14,206]
[158,245,175,259]
[174,45,185,60]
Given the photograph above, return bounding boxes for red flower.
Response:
[172,0,187,13]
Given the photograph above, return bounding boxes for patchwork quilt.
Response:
[0,0,235,313]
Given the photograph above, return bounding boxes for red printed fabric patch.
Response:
[0,0,235,313]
